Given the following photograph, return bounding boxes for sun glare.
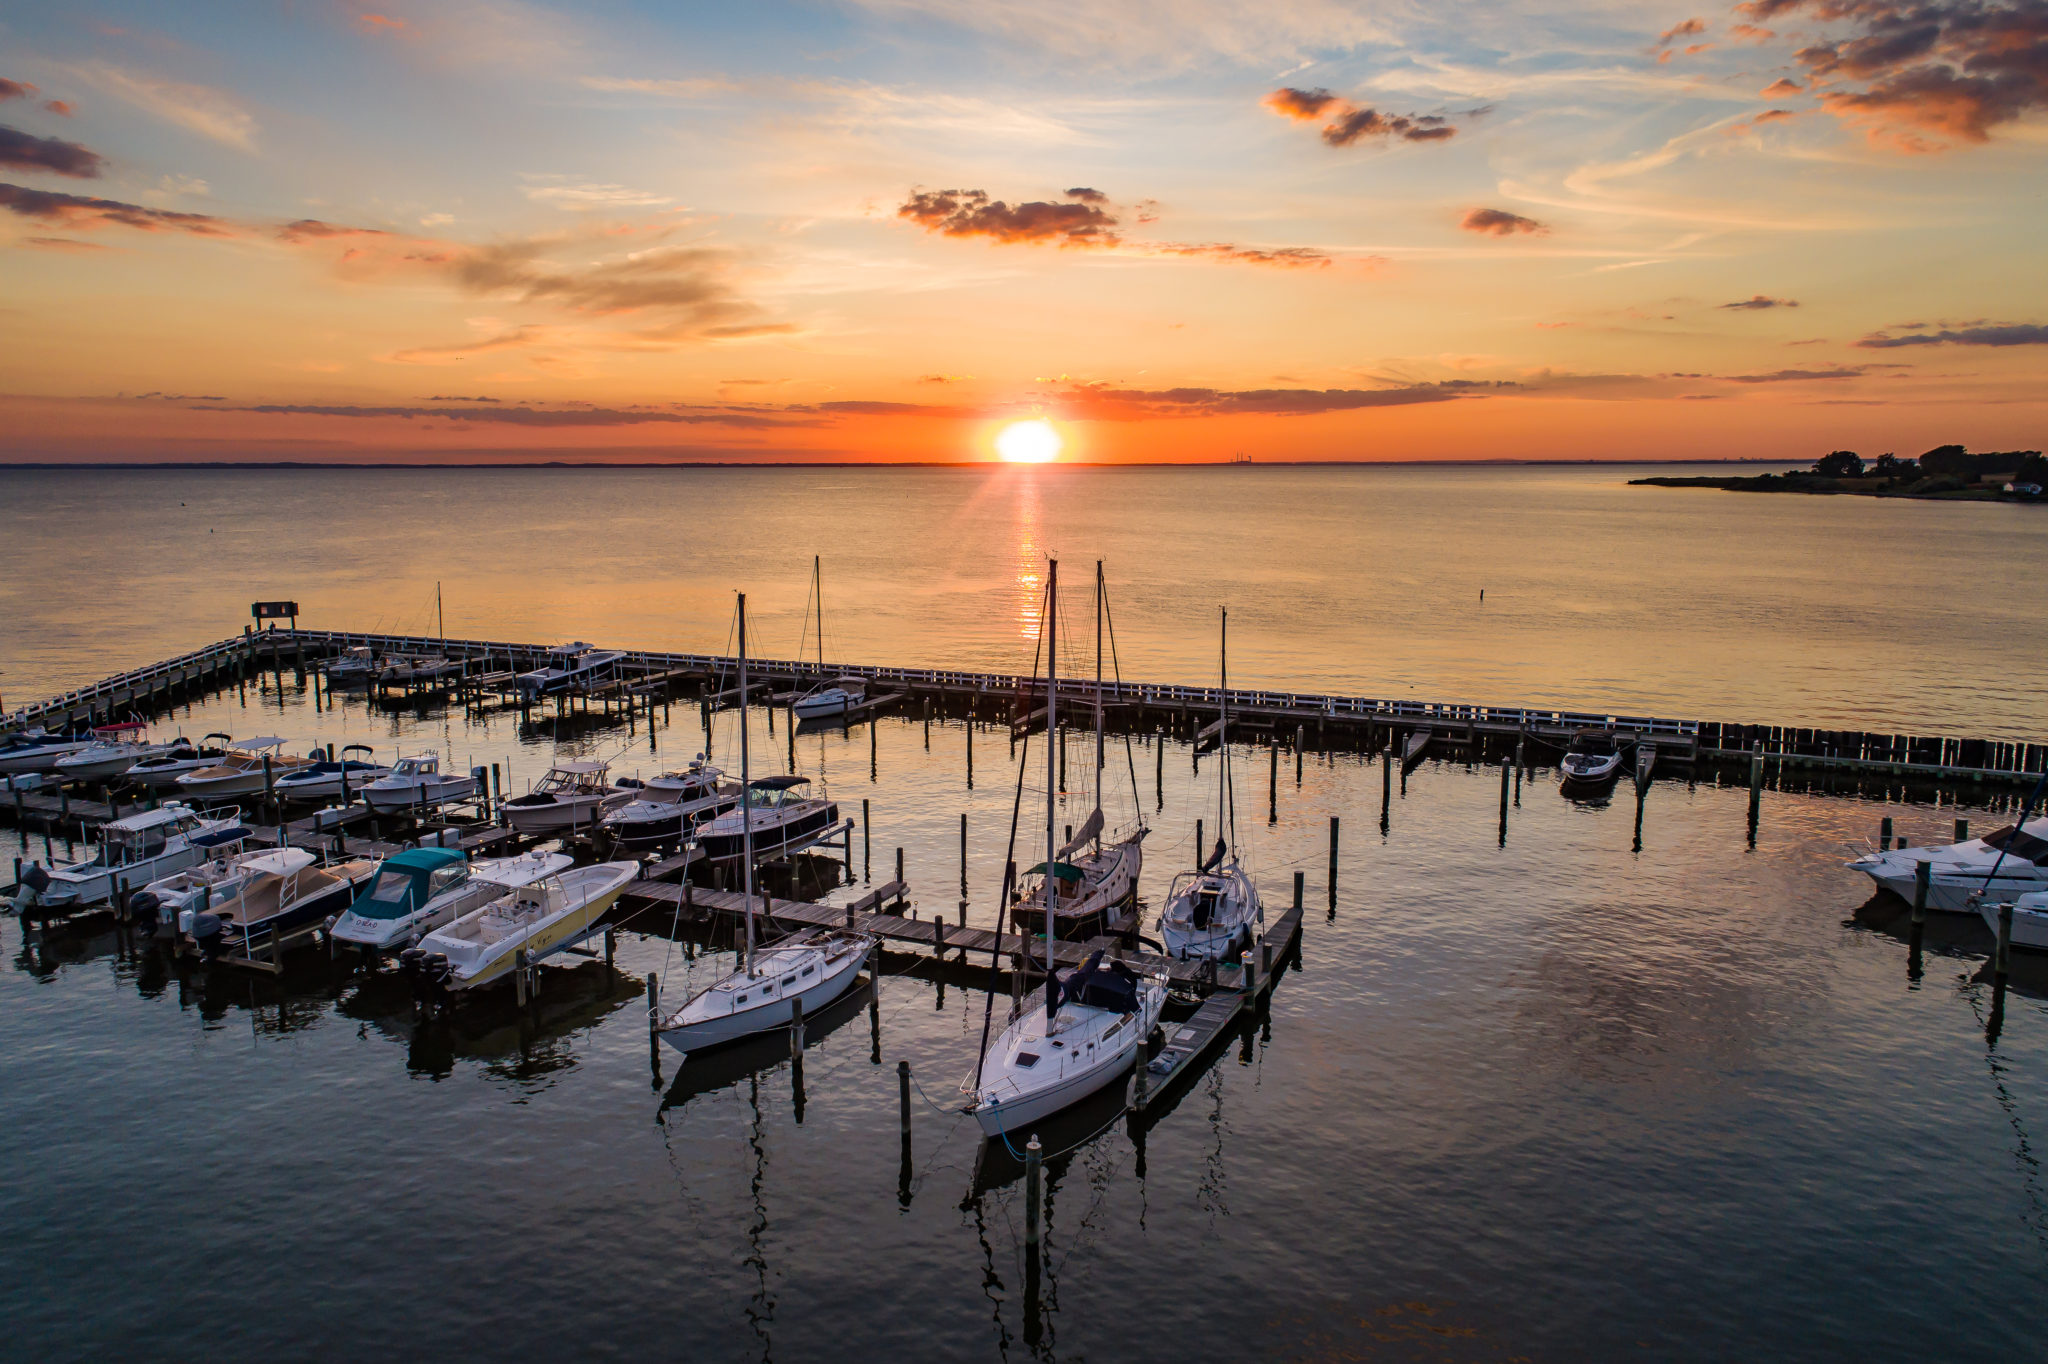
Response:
[995,419,1062,463]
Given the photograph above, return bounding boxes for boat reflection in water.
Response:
[658,977,873,1115]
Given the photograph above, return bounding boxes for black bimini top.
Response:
[1049,949,1140,1015]
[747,775,812,790]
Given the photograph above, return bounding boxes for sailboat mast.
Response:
[739,592,756,976]
[1218,608,1229,854]
[436,581,444,643]
[1094,561,1104,806]
[814,554,824,678]
[1044,559,1059,999]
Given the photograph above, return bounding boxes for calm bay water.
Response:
[3,465,2047,1360]
[2,463,2044,736]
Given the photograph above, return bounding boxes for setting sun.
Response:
[995,420,1063,464]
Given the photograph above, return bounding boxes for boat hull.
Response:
[1986,901,2048,950]
[696,803,842,864]
[1853,853,2048,913]
[658,942,870,1058]
[195,874,363,955]
[362,775,477,814]
[40,845,206,908]
[501,791,620,834]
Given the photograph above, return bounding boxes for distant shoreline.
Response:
[1632,472,2033,503]
[0,458,1799,471]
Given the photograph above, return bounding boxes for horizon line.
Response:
[0,457,1802,471]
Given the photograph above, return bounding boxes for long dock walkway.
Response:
[9,626,2044,788]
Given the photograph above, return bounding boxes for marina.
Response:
[3,467,2045,1361]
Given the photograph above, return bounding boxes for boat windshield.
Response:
[1982,825,2048,865]
[1569,735,1618,756]
[353,869,421,919]
[744,787,789,810]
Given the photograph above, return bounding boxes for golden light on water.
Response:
[995,419,1062,463]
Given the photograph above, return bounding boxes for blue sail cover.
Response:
[1049,949,1140,1014]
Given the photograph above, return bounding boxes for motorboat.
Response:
[693,776,840,865]
[1158,606,1263,962]
[360,752,478,814]
[409,860,639,989]
[181,847,379,958]
[0,728,95,775]
[124,824,259,932]
[789,558,866,720]
[656,590,875,1059]
[1560,730,1625,783]
[177,737,314,799]
[966,558,1166,1139]
[1850,818,2048,912]
[658,929,872,1059]
[329,846,573,953]
[616,759,725,803]
[1012,562,1146,940]
[129,733,234,789]
[967,948,1166,1138]
[501,759,631,834]
[272,744,392,801]
[13,803,246,911]
[603,775,737,853]
[52,722,178,783]
[322,645,379,688]
[1161,845,1264,962]
[514,642,626,700]
[1989,891,2048,950]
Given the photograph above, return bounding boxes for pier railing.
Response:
[7,627,2042,779]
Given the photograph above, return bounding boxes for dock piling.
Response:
[863,798,871,881]
[1880,815,1894,851]
[1155,734,1164,811]
[1747,742,1763,844]
[1995,902,2013,983]
[1380,746,1391,832]
[1328,816,1339,916]
[1195,818,1203,869]
[1024,1134,1042,1255]
[960,812,968,893]
[897,1058,912,1150]
[1498,758,1510,846]
[1292,870,1303,915]
[1955,818,1969,842]
[1268,741,1278,823]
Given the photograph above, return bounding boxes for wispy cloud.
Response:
[70,61,258,150]
[1855,323,2048,348]
[0,124,106,178]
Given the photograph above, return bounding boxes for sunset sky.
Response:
[2,0,2043,463]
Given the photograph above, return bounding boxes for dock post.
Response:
[1024,1134,1042,1255]
[1195,818,1203,869]
[262,754,276,823]
[1380,746,1391,832]
[895,846,904,887]
[1293,870,1303,915]
[790,996,805,1069]
[514,948,528,1008]
[1155,733,1164,811]
[1498,758,1510,846]
[1269,741,1278,823]
[490,763,502,821]
[605,925,615,968]
[897,1059,912,1155]
[1296,724,1305,785]
[862,798,871,881]
[1328,816,1339,916]
[1907,860,1929,978]
[1995,903,2013,985]
[966,722,973,789]
[1955,818,1969,842]
[1880,815,1893,851]
[1747,742,1763,844]
[648,971,661,1058]
[923,697,931,749]
[870,718,877,781]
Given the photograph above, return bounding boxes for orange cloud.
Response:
[898,187,1119,246]
[0,182,229,234]
[1263,87,1464,147]
[1659,18,1708,41]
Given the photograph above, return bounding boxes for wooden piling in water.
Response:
[1498,758,1510,845]
[1328,816,1339,913]
[1955,818,1969,842]
[1747,742,1763,842]
[1268,741,1278,823]
[1024,1134,1042,1254]
[1880,815,1894,851]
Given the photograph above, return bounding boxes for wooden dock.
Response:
[1135,903,1302,1111]
[10,626,2047,791]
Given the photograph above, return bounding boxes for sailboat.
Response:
[792,556,867,720]
[966,558,1167,1139]
[656,591,873,1060]
[1009,561,1146,940]
[1158,609,1265,961]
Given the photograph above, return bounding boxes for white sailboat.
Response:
[791,556,868,720]
[657,591,873,1060]
[1159,609,1264,962]
[966,558,1167,1139]
[1010,561,1146,940]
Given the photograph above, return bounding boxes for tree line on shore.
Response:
[1809,444,2046,492]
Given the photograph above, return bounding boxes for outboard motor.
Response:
[127,889,162,935]
[14,861,49,915]
[190,911,225,961]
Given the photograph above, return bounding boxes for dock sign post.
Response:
[251,601,300,630]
